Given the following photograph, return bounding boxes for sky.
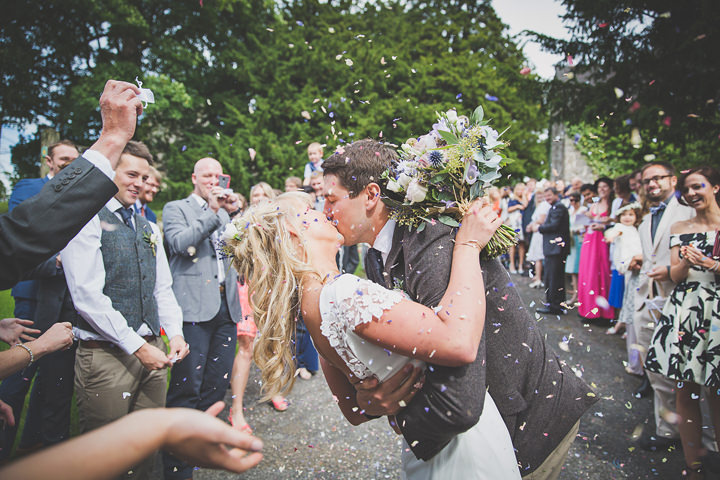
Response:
[492,0,569,79]
[1,0,570,191]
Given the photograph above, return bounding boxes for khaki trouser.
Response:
[522,420,580,480]
[75,336,167,479]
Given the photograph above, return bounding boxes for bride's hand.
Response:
[455,199,502,250]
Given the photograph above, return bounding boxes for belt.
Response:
[80,336,157,349]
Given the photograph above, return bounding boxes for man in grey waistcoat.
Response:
[321,140,597,480]
[62,141,188,480]
[162,157,244,480]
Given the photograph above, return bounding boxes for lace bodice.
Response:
[319,274,421,381]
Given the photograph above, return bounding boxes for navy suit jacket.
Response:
[538,200,570,257]
[134,202,157,223]
[8,176,50,299]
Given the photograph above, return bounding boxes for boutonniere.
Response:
[392,276,405,292]
[143,230,161,257]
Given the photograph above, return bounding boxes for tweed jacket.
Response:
[380,221,597,474]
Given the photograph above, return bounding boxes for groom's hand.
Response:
[355,364,424,417]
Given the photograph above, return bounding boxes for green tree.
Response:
[5,0,550,192]
[531,0,720,170]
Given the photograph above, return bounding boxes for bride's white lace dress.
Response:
[320,274,520,480]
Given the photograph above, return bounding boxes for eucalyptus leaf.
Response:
[438,215,460,227]
[438,129,460,145]
[416,221,426,233]
[471,105,484,124]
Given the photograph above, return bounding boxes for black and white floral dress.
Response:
[645,231,720,388]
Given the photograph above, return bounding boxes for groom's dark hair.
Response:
[322,139,396,198]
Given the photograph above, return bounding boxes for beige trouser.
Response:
[75,336,168,479]
[521,420,580,480]
[634,306,717,450]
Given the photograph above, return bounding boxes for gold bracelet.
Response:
[15,343,34,365]
[454,240,483,251]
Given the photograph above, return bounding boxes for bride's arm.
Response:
[354,202,499,367]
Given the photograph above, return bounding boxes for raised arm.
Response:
[162,202,223,257]
[354,201,499,366]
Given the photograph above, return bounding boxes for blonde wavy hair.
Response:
[227,192,318,400]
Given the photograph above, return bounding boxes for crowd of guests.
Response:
[494,166,720,477]
[0,79,717,479]
[0,125,357,478]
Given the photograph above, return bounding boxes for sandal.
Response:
[270,396,289,412]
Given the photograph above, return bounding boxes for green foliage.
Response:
[529,0,720,173]
[568,121,713,178]
[6,0,550,191]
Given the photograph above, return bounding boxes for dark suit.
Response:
[0,177,49,458]
[367,221,596,475]
[538,200,570,311]
[0,156,118,289]
[17,257,77,450]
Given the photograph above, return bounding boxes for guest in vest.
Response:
[61,141,189,480]
[0,139,80,460]
[134,165,161,223]
[162,158,243,480]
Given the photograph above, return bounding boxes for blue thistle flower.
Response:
[428,150,444,167]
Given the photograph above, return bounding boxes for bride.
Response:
[227,192,520,479]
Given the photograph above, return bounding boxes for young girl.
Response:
[644,166,720,478]
[604,202,644,374]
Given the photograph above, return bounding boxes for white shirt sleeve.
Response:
[151,222,184,339]
[62,215,147,355]
[81,149,115,180]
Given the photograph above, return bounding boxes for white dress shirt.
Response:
[81,148,116,180]
[372,219,397,265]
[62,182,183,354]
[191,193,226,284]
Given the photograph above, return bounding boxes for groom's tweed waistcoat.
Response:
[369,221,597,475]
[77,207,160,335]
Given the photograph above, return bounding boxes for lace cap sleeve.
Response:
[319,275,406,379]
[328,275,405,331]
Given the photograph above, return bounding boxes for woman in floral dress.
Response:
[645,166,720,478]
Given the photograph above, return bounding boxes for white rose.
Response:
[397,173,413,189]
[387,178,403,193]
[406,179,428,204]
[445,109,458,124]
[416,134,437,151]
[223,222,239,241]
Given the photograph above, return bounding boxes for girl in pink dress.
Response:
[578,177,615,319]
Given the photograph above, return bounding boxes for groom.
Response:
[322,139,597,479]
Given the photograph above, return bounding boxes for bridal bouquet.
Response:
[381,106,517,259]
